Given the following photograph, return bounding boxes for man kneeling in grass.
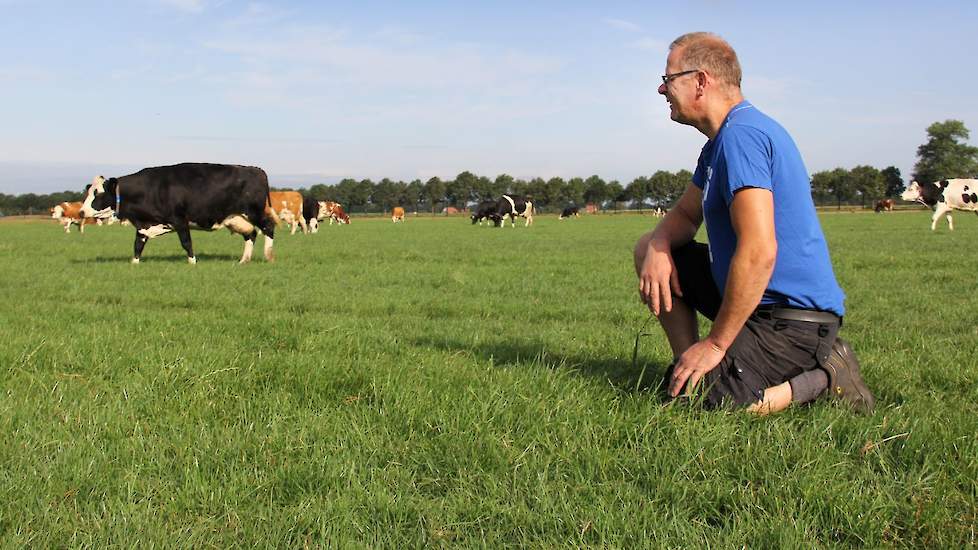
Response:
[634,32,873,414]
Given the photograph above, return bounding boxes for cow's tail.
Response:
[264,189,281,226]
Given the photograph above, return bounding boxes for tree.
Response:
[583,175,608,206]
[446,171,478,209]
[423,177,446,213]
[308,183,331,200]
[493,174,514,197]
[647,171,673,208]
[543,177,565,208]
[372,178,398,211]
[912,120,978,184]
[403,179,424,210]
[563,177,585,206]
[849,165,884,207]
[525,177,546,206]
[626,176,650,209]
[607,180,625,210]
[811,168,854,209]
[881,166,903,198]
[352,179,374,211]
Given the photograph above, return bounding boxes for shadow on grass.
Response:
[75,253,245,264]
[413,335,671,396]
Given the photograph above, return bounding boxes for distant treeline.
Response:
[0,166,910,216]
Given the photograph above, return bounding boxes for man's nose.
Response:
[657,82,667,95]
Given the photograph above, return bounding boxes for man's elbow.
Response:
[754,243,777,274]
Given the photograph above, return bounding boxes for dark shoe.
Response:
[821,338,875,414]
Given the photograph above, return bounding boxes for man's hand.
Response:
[637,241,683,316]
[669,339,726,397]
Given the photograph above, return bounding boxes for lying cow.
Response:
[50,201,101,233]
[80,163,277,264]
[493,195,533,227]
[392,206,405,223]
[269,190,308,235]
[874,198,894,213]
[901,179,978,230]
[471,200,498,225]
[559,206,580,220]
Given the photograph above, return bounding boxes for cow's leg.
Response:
[133,232,149,264]
[240,232,256,263]
[256,213,276,262]
[947,212,954,231]
[63,220,70,233]
[931,205,949,231]
[174,224,196,264]
[299,215,309,234]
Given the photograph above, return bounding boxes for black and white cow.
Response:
[493,194,534,227]
[302,196,331,233]
[559,206,580,220]
[471,200,498,225]
[900,178,978,231]
[79,163,277,264]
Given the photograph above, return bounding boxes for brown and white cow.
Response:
[874,198,894,213]
[269,191,308,234]
[901,179,978,230]
[391,206,405,223]
[327,202,350,225]
[50,201,101,233]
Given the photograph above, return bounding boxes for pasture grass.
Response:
[0,211,976,547]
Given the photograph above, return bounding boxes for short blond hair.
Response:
[669,32,742,90]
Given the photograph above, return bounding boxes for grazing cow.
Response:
[652,207,666,218]
[50,201,101,233]
[493,194,533,227]
[392,206,405,223]
[327,202,350,225]
[471,200,498,225]
[559,206,580,220]
[302,196,328,233]
[874,198,895,213]
[269,191,308,235]
[900,179,978,231]
[79,163,277,264]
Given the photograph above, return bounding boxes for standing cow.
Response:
[559,206,580,220]
[391,206,405,223]
[901,179,978,230]
[269,191,309,235]
[493,194,534,227]
[874,198,895,213]
[50,201,101,233]
[79,163,277,264]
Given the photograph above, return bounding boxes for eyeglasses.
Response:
[661,69,700,85]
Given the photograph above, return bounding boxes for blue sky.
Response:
[1,0,976,194]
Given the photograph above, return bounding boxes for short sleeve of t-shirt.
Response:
[691,142,710,189]
[719,126,773,203]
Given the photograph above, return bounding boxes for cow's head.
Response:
[80,175,115,219]
[900,181,921,202]
[316,201,333,220]
[50,204,63,219]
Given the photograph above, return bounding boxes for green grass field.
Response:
[1,211,976,547]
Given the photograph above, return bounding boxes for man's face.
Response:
[658,48,698,125]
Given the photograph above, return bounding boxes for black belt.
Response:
[754,305,840,324]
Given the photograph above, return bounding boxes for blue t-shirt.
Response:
[691,100,845,316]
